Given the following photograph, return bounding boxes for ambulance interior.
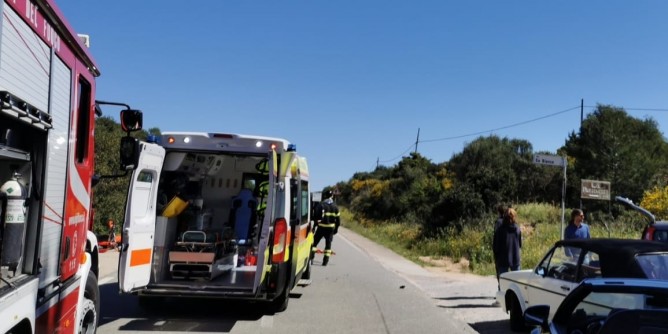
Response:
[150,150,270,288]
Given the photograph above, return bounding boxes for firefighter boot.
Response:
[322,256,329,266]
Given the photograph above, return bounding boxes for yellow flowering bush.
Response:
[641,186,668,220]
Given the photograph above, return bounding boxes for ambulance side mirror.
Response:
[120,109,143,132]
[120,136,140,170]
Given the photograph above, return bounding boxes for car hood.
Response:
[500,269,534,280]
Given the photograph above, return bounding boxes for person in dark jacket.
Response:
[493,204,505,232]
[310,189,340,266]
[492,204,506,290]
[493,208,522,274]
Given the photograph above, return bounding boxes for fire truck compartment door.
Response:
[119,142,165,293]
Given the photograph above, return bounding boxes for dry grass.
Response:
[341,203,646,276]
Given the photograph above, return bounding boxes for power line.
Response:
[420,106,580,143]
[376,105,580,164]
[584,106,668,112]
[375,104,668,166]
[626,108,668,112]
[378,143,415,164]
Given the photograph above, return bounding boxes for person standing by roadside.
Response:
[493,204,505,231]
[564,209,590,240]
[493,208,522,275]
[492,204,506,291]
[310,189,340,266]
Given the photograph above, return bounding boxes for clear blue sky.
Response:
[60,1,668,192]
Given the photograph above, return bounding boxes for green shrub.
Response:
[341,203,647,276]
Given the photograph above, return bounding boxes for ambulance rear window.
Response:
[137,171,153,183]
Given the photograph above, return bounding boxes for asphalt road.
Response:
[96,227,513,334]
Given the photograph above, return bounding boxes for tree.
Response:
[92,117,128,235]
[345,153,443,223]
[448,135,545,209]
[92,117,158,235]
[563,105,668,206]
[430,182,485,231]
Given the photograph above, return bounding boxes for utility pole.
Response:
[376,157,379,169]
[414,128,420,154]
[580,99,584,132]
[561,154,567,240]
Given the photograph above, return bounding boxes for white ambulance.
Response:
[118,131,314,312]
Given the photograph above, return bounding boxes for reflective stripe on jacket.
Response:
[321,199,340,230]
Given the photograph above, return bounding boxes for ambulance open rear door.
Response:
[119,142,165,293]
[253,149,278,293]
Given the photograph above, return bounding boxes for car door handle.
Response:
[560,285,571,291]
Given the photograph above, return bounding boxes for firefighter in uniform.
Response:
[310,190,340,266]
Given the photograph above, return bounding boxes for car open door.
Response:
[292,156,311,277]
[118,142,165,293]
[253,149,277,293]
[527,244,580,319]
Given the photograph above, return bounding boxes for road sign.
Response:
[581,179,611,201]
[533,154,567,240]
[533,154,565,167]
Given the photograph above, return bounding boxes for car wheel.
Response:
[508,293,525,332]
[268,284,290,313]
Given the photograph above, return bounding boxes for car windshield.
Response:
[636,253,668,279]
[570,290,668,321]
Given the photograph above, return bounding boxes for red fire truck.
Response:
[0,0,139,332]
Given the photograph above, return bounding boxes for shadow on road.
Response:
[435,296,495,301]
[439,304,500,309]
[99,282,274,332]
[470,319,513,334]
[434,295,500,309]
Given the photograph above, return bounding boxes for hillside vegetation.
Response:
[331,105,668,275]
[342,204,647,275]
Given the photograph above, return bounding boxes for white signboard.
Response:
[533,154,565,167]
[581,179,611,201]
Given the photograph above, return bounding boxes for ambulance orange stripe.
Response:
[130,248,152,266]
[298,225,308,241]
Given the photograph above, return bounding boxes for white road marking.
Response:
[338,234,361,252]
